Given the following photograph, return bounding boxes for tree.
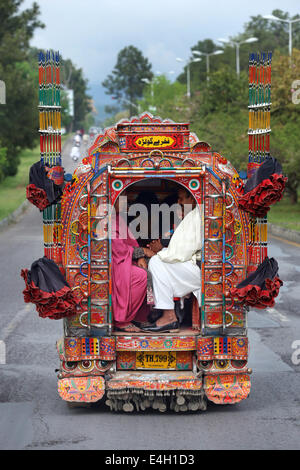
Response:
[188,67,249,171]
[244,10,300,55]
[60,89,73,131]
[139,74,186,119]
[177,39,222,86]
[269,49,300,203]
[61,58,92,131]
[0,1,44,178]
[0,142,7,181]
[102,46,153,115]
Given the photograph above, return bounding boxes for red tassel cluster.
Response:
[21,269,78,320]
[238,174,287,217]
[26,184,49,211]
[230,276,282,309]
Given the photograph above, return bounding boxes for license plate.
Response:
[136,351,177,369]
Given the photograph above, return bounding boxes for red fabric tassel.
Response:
[26,184,50,211]
[230,276,283,309]
[238,174,288,217]
[21,269,79,320]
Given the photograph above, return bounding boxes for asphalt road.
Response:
[0,140,299,450]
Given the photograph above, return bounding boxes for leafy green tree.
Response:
[0,1,44,178]
[244,10,300,55]
[102,109,130,129]
[0,142,7,181]
[102,45,153,116]
[269,49,300,203]
[61,58,92,131]
[178,9,300,96]
[188,68,249,171]
[83,111,95,131]
[60,89,73,131]
[177,39,223,86]
[139,75,186,118]
[195,67,248,114]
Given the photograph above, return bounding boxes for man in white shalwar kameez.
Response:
[142,188,203,333]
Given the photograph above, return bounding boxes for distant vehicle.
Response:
[70,144,80,161]
[73,134,81,146]
[89,127,99,139]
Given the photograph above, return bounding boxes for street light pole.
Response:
[263,14,300,58]
[289,21,292,57]
[192,49,224,81]
[141,77,154,106]
[217,37,258,77]
[236,42,240,76]
[206,55,210,76]
[187,63,190,98]
[176,57,201,98]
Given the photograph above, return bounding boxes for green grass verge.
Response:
[268,196,300,232]
[0,146,40,221]
[0,134,70,221]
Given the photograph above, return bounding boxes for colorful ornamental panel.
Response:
[116,336,197,351]
[107,372,202,391]
[116,351,193,371]
[204,374,251,404]
[58,376,105,403]
[197,337,248,360]
[116,115,190,152]
[123,133,187,152]
[63,337,116,361]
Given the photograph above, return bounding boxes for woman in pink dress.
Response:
[111,197,154,332]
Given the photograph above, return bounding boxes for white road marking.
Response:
[0,304,32,342]
[267,307,290,323]
[0,341,6,364]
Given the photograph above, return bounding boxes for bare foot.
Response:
[115,323,141,333]
[156,309,177,327]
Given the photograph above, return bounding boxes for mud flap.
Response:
[58,376,105,403]
[204,374,251,405]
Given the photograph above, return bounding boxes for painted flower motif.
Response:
[140,340,149,349]
[112,179,123,191]
[237,338,246,348]
[68,339,77,348]
[164,340,173,349]
[188,179,200,191]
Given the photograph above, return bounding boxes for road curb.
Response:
[269,223,300,244]
[0,199,31,232]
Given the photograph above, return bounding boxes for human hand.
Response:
[148,239,163,253]
[137,257,148,269]
[143,247,155,258]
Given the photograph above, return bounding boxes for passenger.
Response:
[111,196,154,332]
[159,192,181,248]
[142,188,202,333]
[128,190,159,247]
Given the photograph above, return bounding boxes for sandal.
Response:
[132,320,152,328]
[114,323,141,333]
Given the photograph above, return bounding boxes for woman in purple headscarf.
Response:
[111,196,154,332]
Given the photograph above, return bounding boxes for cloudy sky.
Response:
[23,0,300,104]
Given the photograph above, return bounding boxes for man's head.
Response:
[177,188,196,212]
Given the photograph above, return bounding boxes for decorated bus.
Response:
[21,51,286,412]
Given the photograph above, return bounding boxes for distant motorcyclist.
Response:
[73,132,81,146]
[71,132,81,161]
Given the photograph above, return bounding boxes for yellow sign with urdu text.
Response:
[136,351,177,369]
[135,135,175,148]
